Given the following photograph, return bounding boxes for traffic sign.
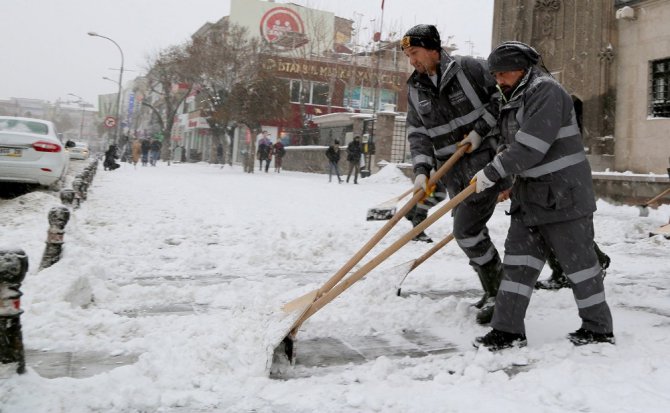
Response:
[103,116,117,128]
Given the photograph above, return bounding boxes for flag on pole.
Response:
[381,0,385,10]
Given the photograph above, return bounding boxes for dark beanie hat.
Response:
[487,41,540,72]
[401,24,441,51]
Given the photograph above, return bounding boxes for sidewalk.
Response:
[1,161,669,413]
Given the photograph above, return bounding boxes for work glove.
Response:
[471,169,495,193]
[413,174,428,192]
[458,131,482,153]
[413,173,436,200]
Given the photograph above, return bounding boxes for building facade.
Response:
[612,0,670,174]
[170,0,412,164]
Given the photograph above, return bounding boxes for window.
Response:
[287,79,330,106]
[0,118,49,134]
[311,82,329,106]
[650,58,670,118]
[289,79,302,103]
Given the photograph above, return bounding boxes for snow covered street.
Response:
[1,161,669,412]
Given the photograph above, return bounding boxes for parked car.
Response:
[0,116,70,189]
[68,141,90,160]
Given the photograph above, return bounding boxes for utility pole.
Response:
[67,93,87,141]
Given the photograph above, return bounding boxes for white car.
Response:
[68,141,90,160]
[0,116,70,189]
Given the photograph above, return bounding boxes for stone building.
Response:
[492,0,670,175]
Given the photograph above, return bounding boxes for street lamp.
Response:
[88,31,124,146]
[67,93,86,141]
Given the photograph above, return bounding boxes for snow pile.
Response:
[364,163,412,184]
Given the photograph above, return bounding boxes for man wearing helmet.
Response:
[402,24,505,324]
[472,41,614,350]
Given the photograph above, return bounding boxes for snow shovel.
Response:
[392,190,509,296]
[277,143,469,315]
[638,186,670,217]
[268,182,476,372]
[267,145,469,370]
[366,187,413,221]
[393,232,455,296]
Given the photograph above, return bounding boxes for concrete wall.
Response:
[281,145,332,174]
[614,0,670,174]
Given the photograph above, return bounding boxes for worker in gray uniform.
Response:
[472,41,614,350]
[402,24,507,324]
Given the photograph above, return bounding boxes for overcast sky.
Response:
[1,0,493,108]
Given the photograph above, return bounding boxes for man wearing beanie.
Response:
[472,41,614,350]
[402,24,506,324]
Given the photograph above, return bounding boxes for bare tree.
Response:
[187,22,255,165]
[187,21,291,173]
[228,68,291,173]
[142,43,195,160]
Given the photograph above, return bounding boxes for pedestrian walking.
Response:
[141,139,150,166]
[345,136,362,184]
[472,41,614,350]
[325,140,343,183]
[149,139,161,166]
[272,138,286,173]
[216,143,224,168]
[402,24,505,324]
[257,131,272,173]
[131,138,141,167]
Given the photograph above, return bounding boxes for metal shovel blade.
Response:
[389,259,418,296]
[266,290,317,375]
[366,206,397,221]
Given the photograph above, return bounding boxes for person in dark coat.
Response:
[257,132,272,172]
[140,139,151,166]
[403,24,504,324]
[472,41,614,350]
[325,140,342,183]
[345,136,362,184]
[149,139,161,166]
[103,144,120,171]
[272,138,286,173]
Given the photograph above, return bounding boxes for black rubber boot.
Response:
[407,209,433,243]
[535,251,570,290]
[473,254,503,324]
[594,243,611,278]
[536,243,610,290]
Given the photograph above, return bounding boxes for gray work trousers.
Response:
[441,149,504,271]
[492,214,613,335]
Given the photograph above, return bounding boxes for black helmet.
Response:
[487,41,540,72]
[401,24,441,51]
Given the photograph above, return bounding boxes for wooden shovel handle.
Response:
[645,187,670,207]
[298,183,476,324]
[314,145,470,297]
[409,192,506,272]
[410,233,455,272]
[375,187,413,206]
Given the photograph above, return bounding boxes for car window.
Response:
[0,119,49,135]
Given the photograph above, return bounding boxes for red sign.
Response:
[260,7,306,50]
[103,116,117,128]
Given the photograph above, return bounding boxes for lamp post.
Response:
[67,93,86,141]
[88,32,124,146]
